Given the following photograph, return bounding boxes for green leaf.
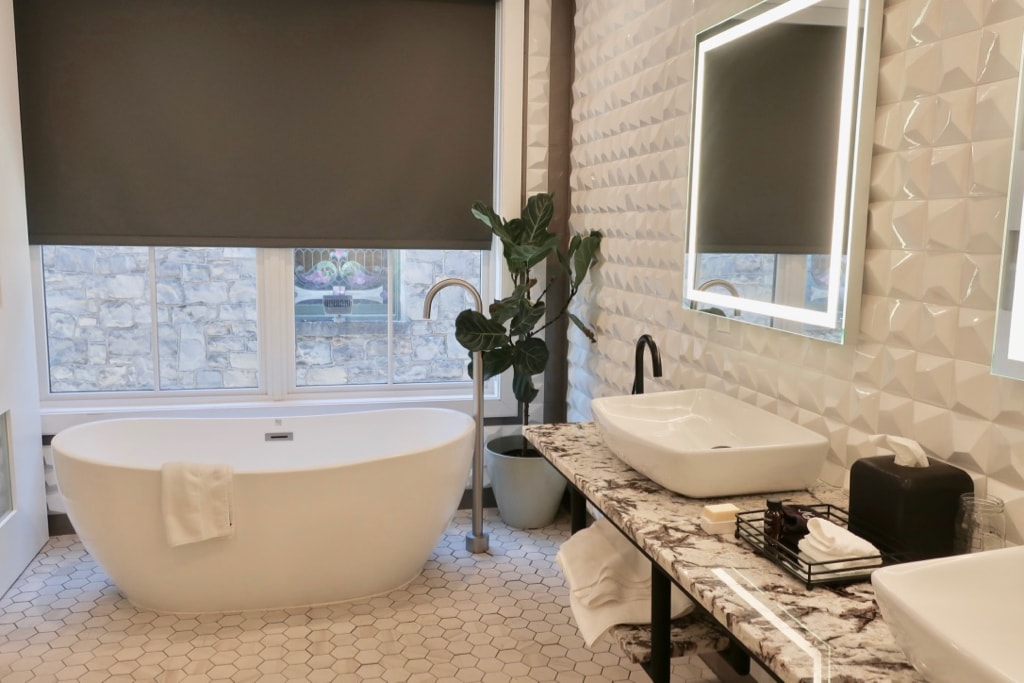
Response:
[454,310,507,352]
[509,337,549,405]
[494,217,525,247]
[488,297,519,325]
[470,201,504,232]
[554,233,580,277]
[512,368,538,405]
[520,193,554,245]
[569,313,597,343]
[509,233,559,272]
[555,248,571,276]
[572,231,602,289]
[513,337,549,376]
[567,233,581,257]
[510,299,545,338]
[470,346,513,380]
[489,279,537,325]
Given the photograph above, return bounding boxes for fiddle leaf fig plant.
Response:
[454,193,602,427]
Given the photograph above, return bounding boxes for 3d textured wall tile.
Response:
[566,0,1024,534]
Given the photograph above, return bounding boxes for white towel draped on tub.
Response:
[556,519,694,647]
[161,462,234,546]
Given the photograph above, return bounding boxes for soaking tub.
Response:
[52,408,475,613]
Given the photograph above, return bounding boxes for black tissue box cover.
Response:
[848,455,972,561]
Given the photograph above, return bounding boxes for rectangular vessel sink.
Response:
[590,389,828,498]
[872,545,1024,683]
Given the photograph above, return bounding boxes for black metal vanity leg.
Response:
[648,564,671,683]
[569,485,587,534]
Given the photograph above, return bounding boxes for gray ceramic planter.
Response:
[485,435,566,530]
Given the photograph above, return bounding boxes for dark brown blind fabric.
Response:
[15,0,496,249]
[694,21,847,255]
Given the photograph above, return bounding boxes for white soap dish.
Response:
[700,517,736,535]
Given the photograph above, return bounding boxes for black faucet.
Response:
[632,334,662,395]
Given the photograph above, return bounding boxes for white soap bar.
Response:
[702,503,739,523]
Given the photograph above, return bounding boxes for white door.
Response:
[0,0,48,595]
[0,410,46,594]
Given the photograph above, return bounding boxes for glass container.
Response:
[953,494,1005,554]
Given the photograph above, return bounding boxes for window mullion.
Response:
[261,248,290,400]
[386,251,397,385]
[148,247,161,393]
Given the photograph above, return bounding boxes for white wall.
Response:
[567,0,1024,543]
[0,0,47,590]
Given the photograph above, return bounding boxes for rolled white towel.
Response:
[797,517,881,572]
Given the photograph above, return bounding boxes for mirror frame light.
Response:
[992,44,1024,379]
[683,0,882,337]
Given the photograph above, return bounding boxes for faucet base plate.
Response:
[465,532,489,554]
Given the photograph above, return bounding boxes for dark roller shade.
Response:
[15,0,497,249]
[694,21,847,254]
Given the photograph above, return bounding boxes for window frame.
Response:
[31,244,518,431]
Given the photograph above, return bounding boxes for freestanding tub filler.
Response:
[52,408,475,613]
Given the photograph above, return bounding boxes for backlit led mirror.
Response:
[683,0,882,343]
[993,48,1024,380]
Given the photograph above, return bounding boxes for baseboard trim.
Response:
[459,487,497,510]
[48,513,74,536]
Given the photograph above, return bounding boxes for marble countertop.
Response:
[524,422,923,683]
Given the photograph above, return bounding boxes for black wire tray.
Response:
[735,504,900,588]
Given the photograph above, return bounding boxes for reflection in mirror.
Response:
[993,48,1024,379]
[683,0,882,343]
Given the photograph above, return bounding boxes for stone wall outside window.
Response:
[41,246,259,393]
[40,246,482,393]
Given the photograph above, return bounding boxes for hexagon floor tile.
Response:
[0,510,718,682]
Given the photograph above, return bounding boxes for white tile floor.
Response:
[0,510,717,682]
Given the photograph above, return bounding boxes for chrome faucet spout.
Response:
[690,278,741,316]
[423,278,483,320]
[422,278,488,554]
[632,334,662,395]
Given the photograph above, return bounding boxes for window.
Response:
[293,248,484,388]
[37,245,487,397]
[40,246,259,393]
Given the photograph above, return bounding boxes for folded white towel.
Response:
[557,519,650,592]
[161,462,234,547]
[568,581,694,647]
[797,518,881,572]
[580,576,654,608]
[556,519,694,646]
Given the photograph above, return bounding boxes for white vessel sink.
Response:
[872,545,1024,683]
[590,389,828,498]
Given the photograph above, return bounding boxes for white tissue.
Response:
[797,518,882,573]
[870,434,929,468]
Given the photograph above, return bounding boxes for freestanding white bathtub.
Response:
[52,408,474,614]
